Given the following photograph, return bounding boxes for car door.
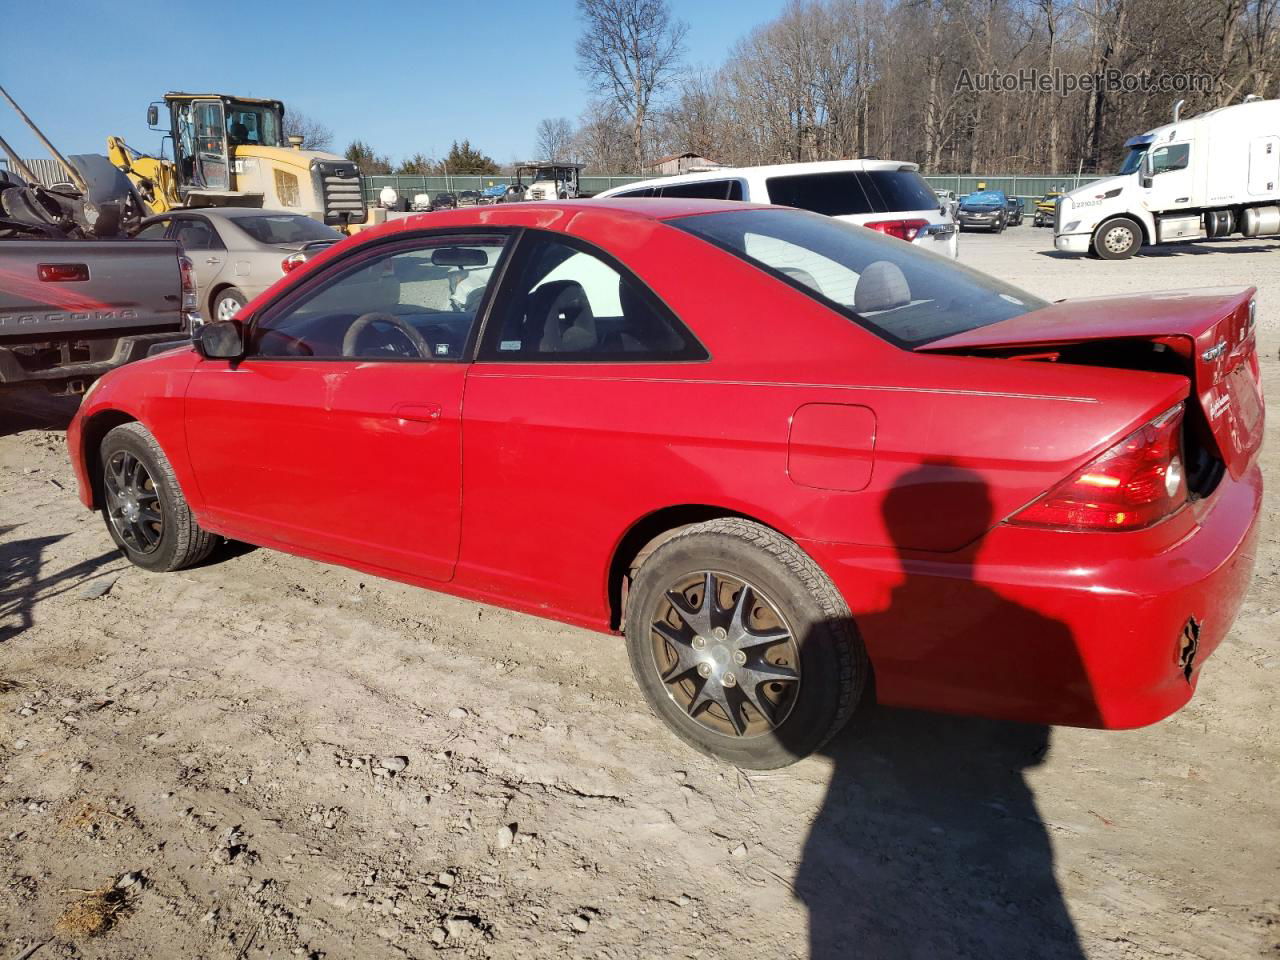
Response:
[182,230,511,581]
[169,216,228,311]
[459,230,708,612]
[1144,141,1193,210]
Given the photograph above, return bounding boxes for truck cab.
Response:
[1055,97,1280,259]
[513,162,584,201]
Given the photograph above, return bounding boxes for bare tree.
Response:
[576,0,688,171]
[581,0,1280,176]
[283,110,334,151]
[573,99,634,173]
[535,117,575,160]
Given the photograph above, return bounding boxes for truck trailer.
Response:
[1055,96,1280,259]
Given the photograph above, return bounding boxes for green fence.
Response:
[922,174,1103,202]
[359,172,1104,205]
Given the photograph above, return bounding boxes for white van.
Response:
[596,159,959,258]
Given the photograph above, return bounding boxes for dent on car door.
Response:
[182,231,511,580]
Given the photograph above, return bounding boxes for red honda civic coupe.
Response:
[67,199,1264,768]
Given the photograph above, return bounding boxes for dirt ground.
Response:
[1,226,1277,960]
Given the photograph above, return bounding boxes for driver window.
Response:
[1150,143,1190,174]
[249,234,508,361]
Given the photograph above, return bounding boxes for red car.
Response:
[66,199,1264,768]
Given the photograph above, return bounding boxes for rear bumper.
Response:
[804,461,1263,729]
[0,331,190,393]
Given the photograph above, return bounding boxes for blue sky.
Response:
[3,0,784,165]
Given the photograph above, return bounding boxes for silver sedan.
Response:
[133,209,342,322]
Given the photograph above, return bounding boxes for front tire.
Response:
[212,287,247,322]
[1092,217,1142,259]
[623,519,866,768]
[100,422,217,572]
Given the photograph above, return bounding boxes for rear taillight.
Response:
[178,255,198,312]
[282,251,307,274]
[864,218,930,242]
[1011,405,1188,531]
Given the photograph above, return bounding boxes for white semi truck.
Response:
[1055,96,1280,259]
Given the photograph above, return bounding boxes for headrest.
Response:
[854,261,911,313]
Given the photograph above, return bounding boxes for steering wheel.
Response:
[341,312,432,358]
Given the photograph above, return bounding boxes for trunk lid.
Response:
[917,288,1265,478]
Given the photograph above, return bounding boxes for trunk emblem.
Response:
[1201,340,1227,362]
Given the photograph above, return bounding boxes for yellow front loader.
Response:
[108,93,366,229]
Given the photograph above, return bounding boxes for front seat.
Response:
[854,260,911,313]
[529,280,597,353]
[229,122,250,146]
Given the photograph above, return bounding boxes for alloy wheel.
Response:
[649,571,801,738]
[104,450,163,554]
[216,296,241,321]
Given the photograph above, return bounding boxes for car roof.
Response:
[343,198,777,245]
[599,158,919,196]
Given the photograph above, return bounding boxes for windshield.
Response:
[672,208,1046,347]
[226,102,283,147]
[962,191,1004,207]
[233,214,340,245]
[1119,146,1149,175]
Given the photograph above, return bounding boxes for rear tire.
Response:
[99,422,217,572]
[1092,217,1142,260]
[623,518,866,768]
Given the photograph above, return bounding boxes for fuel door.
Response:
[787,403,877,492]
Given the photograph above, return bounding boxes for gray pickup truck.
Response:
[1,92,197,395]
[0,238,195,395]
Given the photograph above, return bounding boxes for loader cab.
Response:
[152,93,286,197]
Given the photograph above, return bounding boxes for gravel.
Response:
[0,233,1275,958]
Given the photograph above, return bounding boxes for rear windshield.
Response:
[234,215,342,245]
[765,169,939,217]
[672,208,1046,347]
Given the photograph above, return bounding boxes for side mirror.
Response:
[194,320,244,360]
[147,104,159,127]
[1141,175,1153,188]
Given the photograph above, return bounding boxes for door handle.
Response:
[394,402,442,423]
[205,257,223,265]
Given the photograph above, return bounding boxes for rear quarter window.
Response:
[765,172,876,216]
[765,169,939,216]
[659,180,744,201]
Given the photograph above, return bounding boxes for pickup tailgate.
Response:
[0,239,184,336]
[918,287,1265,477]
